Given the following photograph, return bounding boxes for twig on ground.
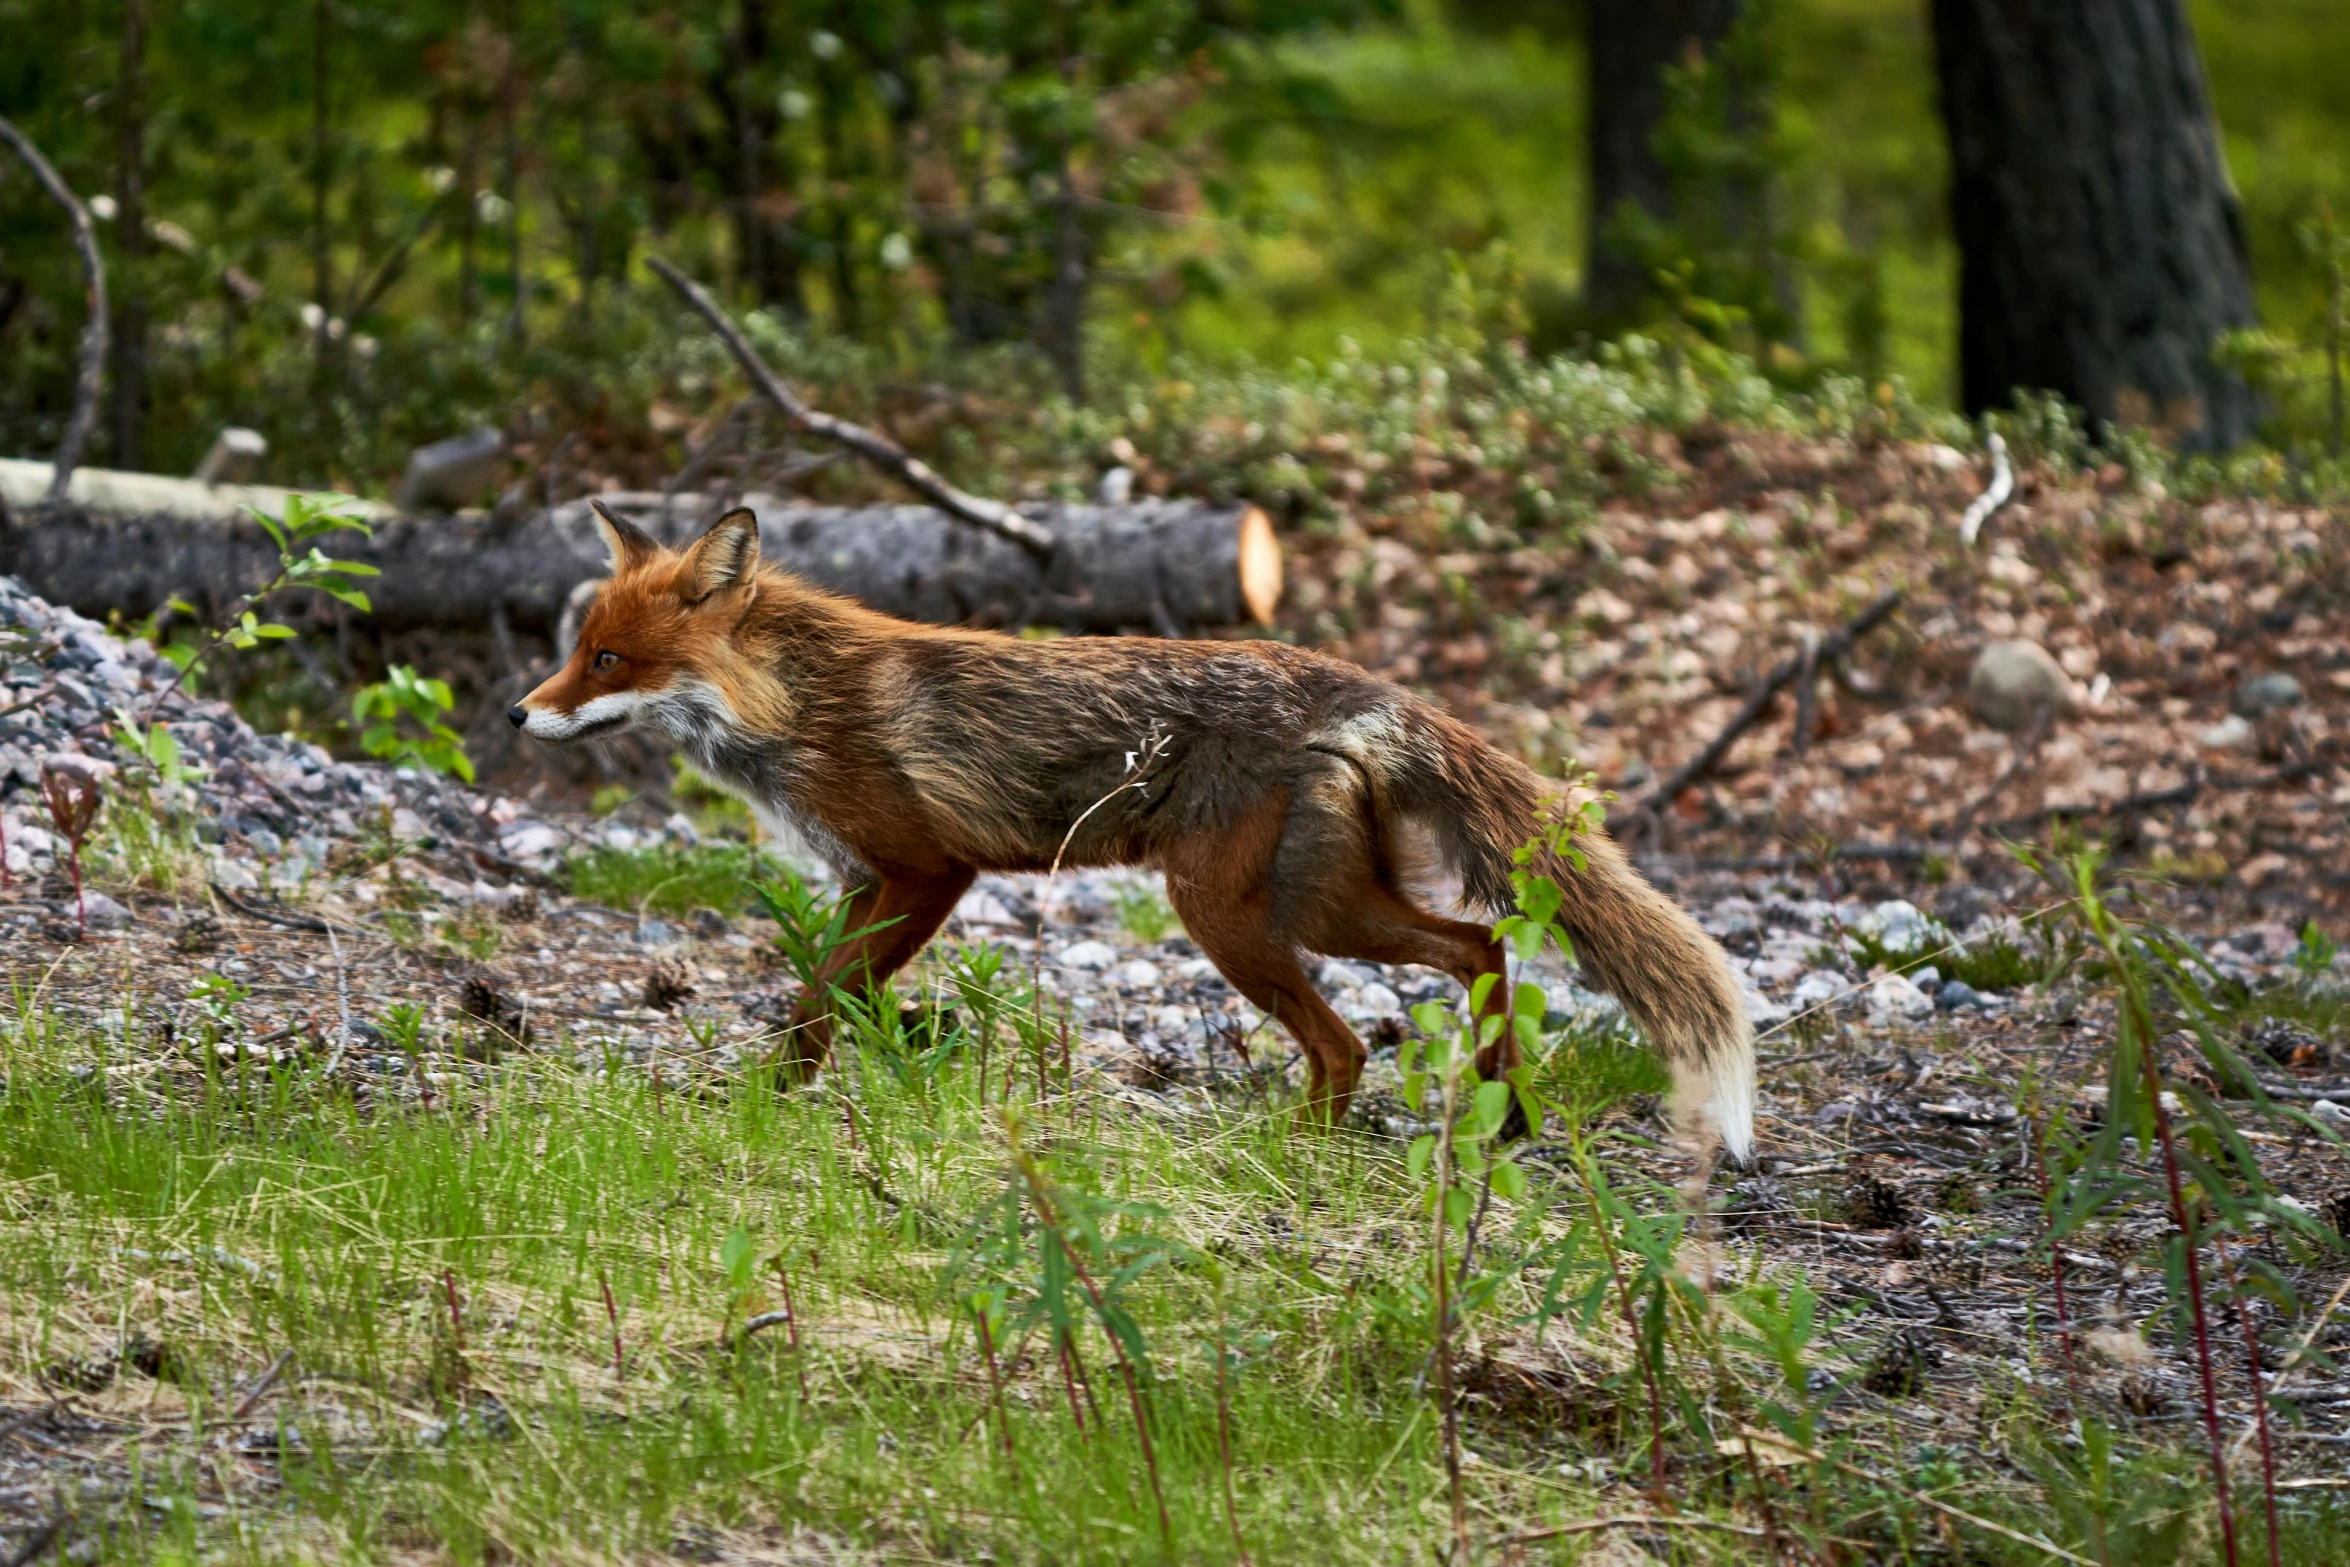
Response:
[645,256,1055,555]
[1500,1515,1773,1546]
[1788,628,1821,758]
[0,115,106,502]
[1958,432,2015,547]
[230,1351,295,1420]
[208,880,332,935]
[1987,772,2202,837]
[1949,704,2054,841]
[736,1310,796,1343]
[600,1269,625,1383]
[1635,590,1904,830]
[319,922,355,1078]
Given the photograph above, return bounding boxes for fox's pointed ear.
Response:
[590,498,658,575]
[682,507,760,602]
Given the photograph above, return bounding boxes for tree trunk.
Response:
[1931,0,2259,449]
[1044,141,1088,403]
[1583,0,1745,326]
[112,0,149,472]
[0,463,1282,639]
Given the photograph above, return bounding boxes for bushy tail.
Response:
[1534,828,1756,1164]
[1373,707,1757,1163]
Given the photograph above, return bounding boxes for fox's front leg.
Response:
[779,867,975,1078]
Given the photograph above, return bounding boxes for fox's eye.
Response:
[593,650,622,673]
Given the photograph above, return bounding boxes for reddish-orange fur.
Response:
[517,506,1758,1160]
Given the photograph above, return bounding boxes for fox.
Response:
[513,501,1757,1164]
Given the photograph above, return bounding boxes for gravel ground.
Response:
[7,568,2350,1532]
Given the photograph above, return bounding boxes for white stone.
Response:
[1347,982,1404,1021]
[1867,973,1934,1020]
[2198,714,2254,750]
[499,822,566,859]
[1112,959,1163,989]
[954,888,1023,927]
[1861,899,1939,949]
[1057,940,1120,971]
[1791,970,1846,1008]
[79,891,131,926]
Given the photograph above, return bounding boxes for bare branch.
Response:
[645,255,1056,556]
[0,115,109,502]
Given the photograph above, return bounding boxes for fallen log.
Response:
[0,459,1282,637]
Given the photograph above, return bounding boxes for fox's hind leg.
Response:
[1299,879,1517,1071]
[1295,835,1530,1136]
[780,865,975,1078]
[1160,803,1367,1120]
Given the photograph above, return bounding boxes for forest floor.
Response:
[1,424,2348,1563]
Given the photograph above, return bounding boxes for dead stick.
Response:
[1788,628,1820,759]
[0,116,107,502]
[1500,1516,1774,1546]
[1640,589,1904,822]
[645,255,1054,556]
[230,1350,295,1420]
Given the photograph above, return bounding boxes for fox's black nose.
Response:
[507,704,527,729]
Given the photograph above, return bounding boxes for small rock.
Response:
[636,919,680,948]
[1112,958,1163,989]
[2232,672,2304,719]
[1317,958,1381,990]
[1349,982,1404,1021]
[1966,640,2075,732]
[1933,979,1983,1012]
[1933,884,1994,931]
[1791,970,1846,1008]
[79,891,131,927]
[954,888,1024,928]
[2198,714,2255,750]
[1860,899,1938,950]
[1057,940,1119,972]
[1866,973,1933,1020]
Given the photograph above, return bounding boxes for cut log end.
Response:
[1236,505,1283,626]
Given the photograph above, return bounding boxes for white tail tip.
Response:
[1677,1041,1757,1168]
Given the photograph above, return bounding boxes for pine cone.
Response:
[174,912,225,955]
[641,957,696,1013]
[1844,1168,1915,1231]
[456,972,529,1052]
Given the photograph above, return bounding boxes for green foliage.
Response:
[566,843,764,919]
[1843,916,2059,994]
[1111,880,1181,944]
[352,664,471,782]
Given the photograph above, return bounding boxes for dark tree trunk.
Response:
[1583,0,1745,325]
[1043,142,1088,403]
[112,0,149,472]
[1931,0,2259,449]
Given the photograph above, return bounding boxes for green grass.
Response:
[1840,922,2062,994]
[566,844,770,920]
[2,929,2337,1563]
[1112,882,1183,946]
